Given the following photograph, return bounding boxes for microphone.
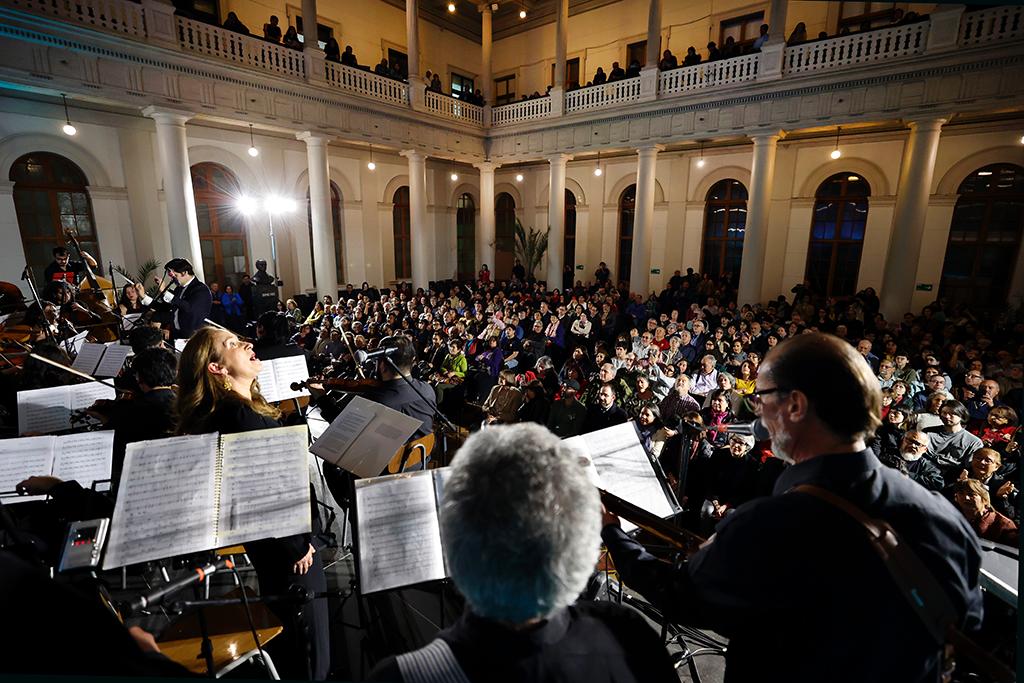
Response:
[122,558,234,615]
[355,346,398,364]
[722,419,771,441]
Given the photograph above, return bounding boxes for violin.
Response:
[290,376,383,393]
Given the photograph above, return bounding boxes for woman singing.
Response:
[176,327,330,680]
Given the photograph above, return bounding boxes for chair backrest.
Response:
[386,432,436,474]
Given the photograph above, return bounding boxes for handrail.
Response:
[783,22,928,75]
[5,0,144,36]
[660,53,760,96]
[177,16,306,79]
[565,75,642,114]
[959,6,1024,47]
[491,97,552,126]
[324,61,408,106]
[424,89,483,125]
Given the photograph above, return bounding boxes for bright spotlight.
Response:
[830,149,842,160]
[515,173,524,182]
[367,161,376,171]
[62,123,77,136]
[696,158,705,168]
[236,196,259,215]
[447,1,456,11]
[248,146,259,157]
[450,172,459,181]
[266,196,296,214]
[519,8,526,18]
[593,167,602,177]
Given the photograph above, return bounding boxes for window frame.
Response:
[804,172,870,298]
[392,186,411,280]
[494,74,516,106]
[190,162,250,289]
[700,179,748,287]
[618,184,637,285]
[719,11,766,51]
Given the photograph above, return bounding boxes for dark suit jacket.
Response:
[170,277,213,338]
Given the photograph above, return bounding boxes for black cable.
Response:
[230,565,272,679]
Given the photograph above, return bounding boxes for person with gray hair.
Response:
[369,424,677,683]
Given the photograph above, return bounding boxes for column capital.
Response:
[478,2,493,14]
[296,131,333,145]
[142,106,194,125]
[401,149,427,162]
[473,160,500,172]
[546,153,572,165]
[749,130,782,144]
[904,116,949,131]
[637,144,664,156]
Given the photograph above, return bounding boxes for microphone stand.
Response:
[383,355,457,465]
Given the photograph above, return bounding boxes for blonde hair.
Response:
[176,327,280,434]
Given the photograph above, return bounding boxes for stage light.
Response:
[593,167,602,176]
[247,123,259,157]
[447,2,456,12]
[236,196,259,215]
[451,172,459,181]
[60,94,76,136]
[519,7,526,19]
[266,196,297,214]
[515,173,523,182]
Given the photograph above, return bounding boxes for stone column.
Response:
[297,132,337,300]
[475,161,498,272]
[880,118,947,322]
[758,0,788,80]
[142,106,203,280]
[546,154,571,287]
[630,145,662,295]
[550,0,568,116]
[737,132,780,305]
[402,149,430,290]
[639,0,661,99]
[406,0,425,110]
[480,3,493,105]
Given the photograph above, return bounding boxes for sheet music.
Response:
[355,470,447,594]
[53,431,114,490]
[256,355,310,403]
[69,382,116,410]
[0,436,55,503]
[18,386,73,435]
[174,339,188,352]
[71,343,105,374]
[121,313,142,331]
[69,331,89,355]
[103,434,219,569]
[94,345,133,377]
[217,426,312,547]
[306,406,330,441]
[564,422,675,532]
[309,396,421,477]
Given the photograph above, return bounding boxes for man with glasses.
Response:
[602,332,982,683]
[885,430,944,491]
[876,360,897,390]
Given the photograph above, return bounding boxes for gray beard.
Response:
[900,451,923,462]
[771,432,796,465]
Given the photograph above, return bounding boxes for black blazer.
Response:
[170,278,213,338]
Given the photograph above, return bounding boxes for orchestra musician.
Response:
[175,327,330,680]
[141,258,212,339]
[43,245,97,286]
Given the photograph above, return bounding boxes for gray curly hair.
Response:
[439,424,601,623]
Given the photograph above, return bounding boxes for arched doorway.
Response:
[306,182,344,287]
[190,162,249,288]
[564,189,577,272]
[11,152,100,288]
[805,172,870,298]
[701,179,747,287]
[618,184,636,285]
[456,193,476,281]
[495,192,516,280]
[393,186,411,280]
[940,164,1024,309]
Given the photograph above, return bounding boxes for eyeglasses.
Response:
[750,387,790,404]
[903,437,929,449]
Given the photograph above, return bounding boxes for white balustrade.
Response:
[659,53,760,96]
[5,0,144,36]
[960,6,1024,47]
[324,61,408,106]
[565,76,642,114]
[783,22,929,76]
[491,97,552,126]
[424,90,483,125]
[177,16,305,79]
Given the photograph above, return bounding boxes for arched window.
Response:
[618,184,636,284]
[456,193,476,281]
[701,179,747,286]
[940,164,1024,308]
[805,173,870,298]
[190,162,248,288]
[495,192,517,279]
[306,182,344,287]
[11,152,100,285]
[393,186,411,280]
[564,189,577,271]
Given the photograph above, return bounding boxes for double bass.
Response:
[62,228,119,342]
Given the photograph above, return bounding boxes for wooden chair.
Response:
[385,433,436,474]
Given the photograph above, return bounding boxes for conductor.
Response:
[602,332,983,683]
[143,258,213,339]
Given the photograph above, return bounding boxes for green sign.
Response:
[650,268,661,275]
[915,283,933,291]
[576,265,584,270]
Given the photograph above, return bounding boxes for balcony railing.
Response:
[6,0,144,37]
[424,90,483,125]
[960,6,1024,47]
[782,22,928,76]
[565,76,642,114]
[177,16,306,79]
[492,97,551,125]
[324,61,408,106]
[660,53,759,96]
